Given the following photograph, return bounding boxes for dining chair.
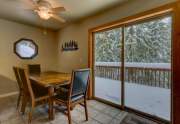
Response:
[28,64,41,74]
[54,69,90,124]
[18,67,49,124]
[13,67,24,109]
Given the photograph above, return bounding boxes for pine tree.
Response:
[95,17,171,63]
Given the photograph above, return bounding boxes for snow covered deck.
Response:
[95,77,170,120]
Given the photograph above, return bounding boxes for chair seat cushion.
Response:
[55,90,84,102]
[71,94,84,102]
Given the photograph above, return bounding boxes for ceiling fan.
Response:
[26,0,66,23]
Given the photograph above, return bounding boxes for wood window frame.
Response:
[88,1,180,124]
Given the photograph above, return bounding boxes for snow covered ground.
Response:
[95,77,170,120]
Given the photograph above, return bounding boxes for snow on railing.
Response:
[95,62,171,89]
[95,62,170,69]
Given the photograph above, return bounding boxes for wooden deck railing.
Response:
[95,63,171,89]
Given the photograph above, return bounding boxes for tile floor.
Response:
[0,95,157,124]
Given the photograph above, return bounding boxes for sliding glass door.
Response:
[93,14,172,121]
[124,16,172,120]
[94,28,122,105]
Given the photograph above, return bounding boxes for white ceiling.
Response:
[0,0,127,30]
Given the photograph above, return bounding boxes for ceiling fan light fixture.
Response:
[37,6,51,20]
[37,11,51,20]
[29,0,66,22]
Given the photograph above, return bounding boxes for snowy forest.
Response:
[95,16,171,63]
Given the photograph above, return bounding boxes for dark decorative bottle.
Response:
[65,42,67,48]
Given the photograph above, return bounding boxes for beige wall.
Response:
[0,19,58,95]
[56,0,176,73]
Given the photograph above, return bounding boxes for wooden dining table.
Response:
[29,71,71,120]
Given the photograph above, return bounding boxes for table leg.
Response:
[48,86,55,120]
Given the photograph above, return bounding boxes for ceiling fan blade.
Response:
[51,14,66,23]
[51,7,66,12]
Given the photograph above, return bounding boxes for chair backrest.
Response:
[28,64,41,74]
[18,67,35,101]
[69,69,90,98]
[13,67,23,90]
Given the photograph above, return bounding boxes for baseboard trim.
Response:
[0,91,19,98]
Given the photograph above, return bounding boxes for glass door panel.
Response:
[94,28,122,105]
[124,16,172,120]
